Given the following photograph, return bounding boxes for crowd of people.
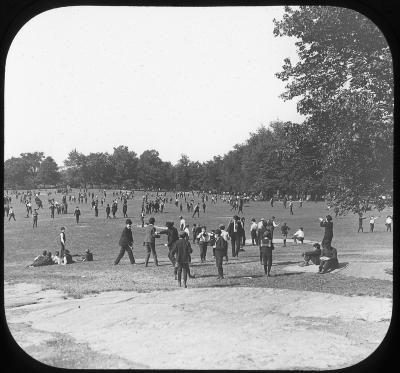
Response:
[3,188,393,288]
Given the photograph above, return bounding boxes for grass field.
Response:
[3,189,393,298]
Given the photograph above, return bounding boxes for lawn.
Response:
[3,189,393,298]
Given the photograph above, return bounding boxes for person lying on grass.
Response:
[318,245,339,274]
[302,243,321,265]
[72,249,94,262]
[28,251,54,267]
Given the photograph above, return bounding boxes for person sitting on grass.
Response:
[302,243,321,265]
[171,231,193,288]
[28,251,53,267]
[293,227,305,244]
[62,249,74,265]
[318,245,339,274]
[52,251,62,264]
[82,249,93,262]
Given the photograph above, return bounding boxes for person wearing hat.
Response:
[227,215,243,258]
[74,206,81,224]
[302,243,321,265]
[214,229,226,279]
[144,217,160,266]
[114,219,135,265]
[159,221,179,273]
[260,225,274,276]
[170,231,193,288]
[219,224,230,263]
[319,215,333,249]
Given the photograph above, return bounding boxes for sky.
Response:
[4,6,305,166]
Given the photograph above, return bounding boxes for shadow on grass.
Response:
[271,272,304,277]
[274,261,303,266]
[224,274,266,279]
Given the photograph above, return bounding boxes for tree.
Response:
[4,157,30,188]
[110,146,138,187]
[273,6,393,212]
[37,156,60,188]
[137,150,166,189]
[174,154,191,190]
[63,149,88,187]
[20,152,45,184]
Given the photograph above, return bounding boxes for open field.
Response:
[4,189,393,369]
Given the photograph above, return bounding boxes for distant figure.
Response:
[74,206,81,223]
[82,249,93,262]
[334,206,340,218]
[289,200,294,215]
[270,197,274,207]
[385,215,392,232]
[179,216,186,231]
[106,204,111,219]
[358,213,367,232]
[32,209,38,228]
[369,216,379,232]
[281,222,290,247]
[29,251,53,267]
[250,218,258,246]
[192,203,200,218]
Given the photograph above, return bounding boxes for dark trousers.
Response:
[75,215,80,223]
[386,224,391,232]
[319,258,338,273]
[261,247,273,274]
[370,223,374,232]
[114,246,135,264]
[215,252,224,277]
[177,263,189,284]
[358,226,363,232]
[60,243,65,259]
[251,230,257,245]
[145,242,158,266]
[33,218,38,228]
[9,213,16,221]
[199,242,208,261]
[241,232,246,246]
[231,233,240,257]
[192,209,200,218]
[304,251,320,264]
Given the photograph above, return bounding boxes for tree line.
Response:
[4,6,392,214]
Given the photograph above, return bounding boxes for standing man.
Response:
[227,215,242,259]
[49,203,55,219]
[60,227,66,261]
[33,209,38,228]
[179,216,186,231]
[159,221,179,274]
[171,231,192,288]
[270,197,274,207]
[240,216,246,249]
[114,219,135,265]
[8,206,16,221]
[385,215,393,232]
[260,226,274,277]
[214,229,226,279]
[144,217,160,267]
[122,201,128,218]
[289,200,294,215]
[74,206,81,224]
[369,216,379,232]
[219,224,230,263]
[94,202,99,217]
[281,222,290,247]
[250,218,258,246]
[106,204,111,219]
[140,210,145,227]
[202,201,206,214]
[192,203,200,218]
[319,215,333,249]
[358,212,367,232]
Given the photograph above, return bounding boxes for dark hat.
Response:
[326,215,332,221]
[60,227,65,230]
[179,231,187,238]
[215,228,222,235]
[85,249,90,253]
[149,217,155,224]
[219,224,225,229]
[313,243,321,249]
[126,219,133,225]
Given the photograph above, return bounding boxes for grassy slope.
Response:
[3,189,392,298]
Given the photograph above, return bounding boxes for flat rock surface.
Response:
[5,282,391,370]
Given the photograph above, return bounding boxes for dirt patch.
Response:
[5,282,391,370]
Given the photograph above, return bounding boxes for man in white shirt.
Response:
[293,227,305,244]
[250,218,258,245]
[385,215,392,232]
[179,216,186,231]
[369,216,379,232]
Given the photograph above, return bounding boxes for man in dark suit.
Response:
[319,215,333,249]
[159,221,179,271]
[227,215,242,258]
[144,217,160,266]
[114,219,135,265]
[171,231,193,288]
